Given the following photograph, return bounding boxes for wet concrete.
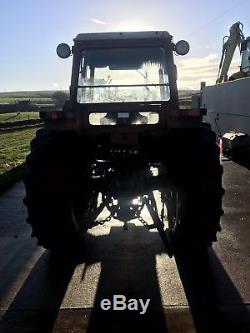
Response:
[0,160,249,332]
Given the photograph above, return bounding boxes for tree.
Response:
[52,91,68,108]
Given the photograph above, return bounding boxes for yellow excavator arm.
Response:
[216,22,245,83]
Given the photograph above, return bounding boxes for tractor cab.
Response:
[241,37,250,75]
[56,32,189,129]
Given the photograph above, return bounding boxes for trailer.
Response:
[194,22,250,157]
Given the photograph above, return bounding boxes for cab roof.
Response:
[74,31,171,42]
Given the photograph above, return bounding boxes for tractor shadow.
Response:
[0,250,76,333]
[174,246,250,333]
[0,226,169,333]
[85,225,169,333]
[0,229,249,332]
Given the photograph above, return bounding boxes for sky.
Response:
[0,0,249,91]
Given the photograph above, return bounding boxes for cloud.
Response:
[90,18,108,26]
[176,54,241,90]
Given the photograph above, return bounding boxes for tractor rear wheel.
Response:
[24,129,92,251]
[163,126,224,250]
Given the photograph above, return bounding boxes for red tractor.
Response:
[24,31,223,255]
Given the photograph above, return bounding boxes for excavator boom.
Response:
[216,22,244,83]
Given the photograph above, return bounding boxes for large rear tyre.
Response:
[24,129,92,251]
[163,127,224,250]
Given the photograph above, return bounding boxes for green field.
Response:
[0,90,65,190]
[179,97,192,108]
[0,127,39,191]
[0,127,40,191]
[0,128,38,175]
[0,97,53,104]
[0,90,69,105]
[0,112,40,122]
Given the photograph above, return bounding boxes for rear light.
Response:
[39,111,63,120]
[51,112,60,120]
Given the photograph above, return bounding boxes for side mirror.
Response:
[175,40,190,56]
[56,43,71,58]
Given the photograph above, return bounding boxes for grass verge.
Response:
[0,163,26,194]
[0,112,40,122]
[0,127,40,193]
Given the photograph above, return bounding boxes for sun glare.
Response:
[111,20,154,32]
